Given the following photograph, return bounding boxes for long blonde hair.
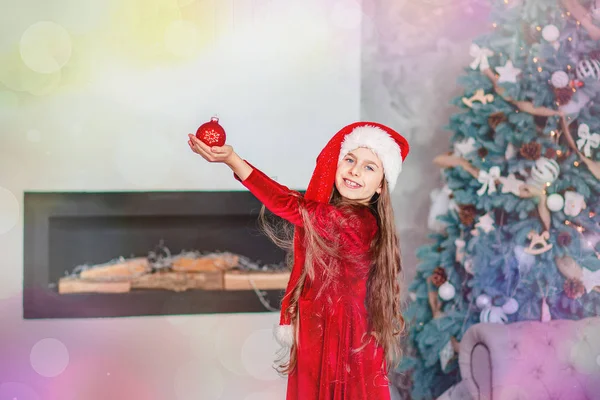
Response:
[259,180,405,374]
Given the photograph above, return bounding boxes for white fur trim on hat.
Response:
[274,324,294,347]
[338,125,403,191]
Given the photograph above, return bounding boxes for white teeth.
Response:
[344,179,360,188]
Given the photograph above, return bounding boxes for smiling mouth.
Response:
[343,178,362,189]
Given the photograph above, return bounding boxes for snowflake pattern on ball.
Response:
[202,129,221,145]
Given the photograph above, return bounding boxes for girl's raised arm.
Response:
[188,133,371,243]
[188,133,252,180]
[188,133,304,225]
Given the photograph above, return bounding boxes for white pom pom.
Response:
[438,282,456,301]
[273,324,294,347]
[546,193,565,212]
[542,24,560,42]
[551,71,569,88]
[502,297,519,315]
[476,294,492,310]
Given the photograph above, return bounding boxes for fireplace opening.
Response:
[24,191,291,319]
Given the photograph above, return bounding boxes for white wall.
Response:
[0,0,361,398]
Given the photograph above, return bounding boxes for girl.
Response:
[187,121,409,400]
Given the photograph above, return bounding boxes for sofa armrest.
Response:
[458,318,600,400]
[458,324,495,400]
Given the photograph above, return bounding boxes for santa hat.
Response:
[306,121,409,201]
[275,121,409,347]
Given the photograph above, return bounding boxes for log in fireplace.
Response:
[23,191,288,319]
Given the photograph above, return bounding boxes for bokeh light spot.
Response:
[20,22,72,74]
[30,338,70,378]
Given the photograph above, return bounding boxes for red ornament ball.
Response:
[196,116,226,147]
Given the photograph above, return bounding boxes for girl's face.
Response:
[335,147,384,205]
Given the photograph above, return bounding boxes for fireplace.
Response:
[23,191,289,319]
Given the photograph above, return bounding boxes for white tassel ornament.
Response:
[541,298,551,322]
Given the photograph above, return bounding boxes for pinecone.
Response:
[430,267,447,288]
[478,147,489,158]
[557,231,572,247]
[519,142,542,160]
[488,112,507,130]
[563,278,585,299]
[458,204,477,226]
[545,148,557,159]
[554,87,574,106]
[533,115,547,128]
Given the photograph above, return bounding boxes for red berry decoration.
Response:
[569,79,584,89]
[196,116,226,147]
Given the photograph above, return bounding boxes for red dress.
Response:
[240,167,391,400]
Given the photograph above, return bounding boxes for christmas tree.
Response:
[400,0,600,398]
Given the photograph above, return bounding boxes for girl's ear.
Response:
[376,183,382,195]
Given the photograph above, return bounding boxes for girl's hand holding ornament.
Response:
[187,124,252,181]
[188,134,234,163]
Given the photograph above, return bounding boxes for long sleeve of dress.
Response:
[236,165,377,245]
[236,166,304,226]
[235,163,378,329]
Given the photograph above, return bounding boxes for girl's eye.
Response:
[366,166,374,172]
[346,158,354,163]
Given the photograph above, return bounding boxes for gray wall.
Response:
[360,0,492,290]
